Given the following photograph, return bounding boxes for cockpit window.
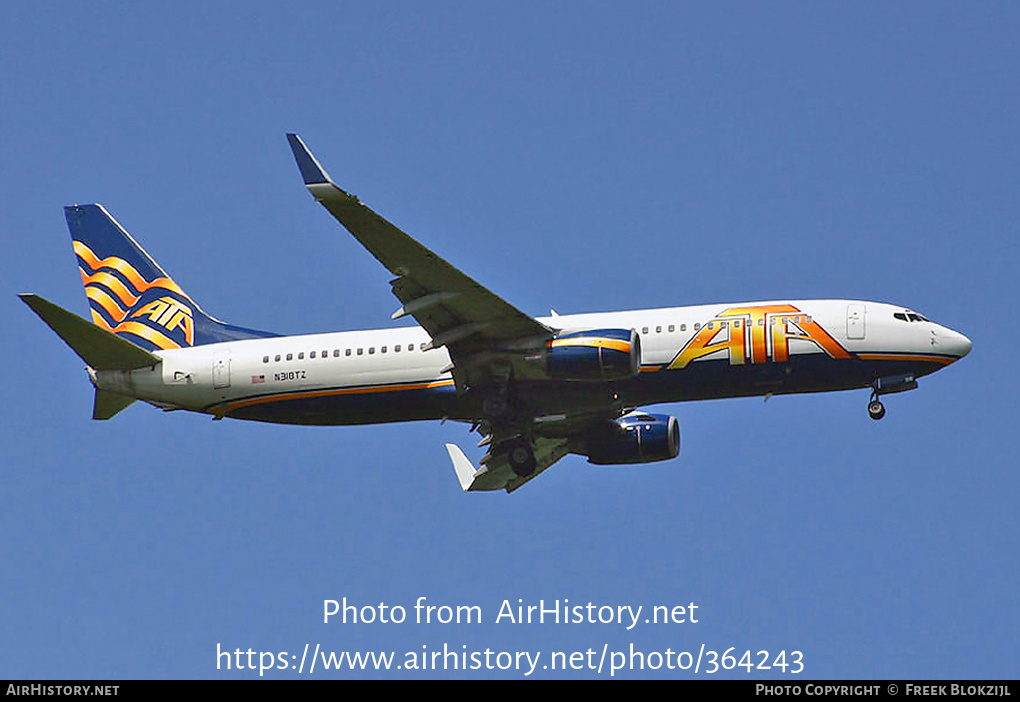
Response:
[894,311,930,323]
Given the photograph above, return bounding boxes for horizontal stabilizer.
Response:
[93,389,136,420]
[19,294,160,370]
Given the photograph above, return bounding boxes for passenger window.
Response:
[381,346,387,354]
[694,323,700,331]
[263,356,269,363]
[668,325,675,333]
[642,327,649,335]
[286,353,293,361]
[345,349,352,357]
[333,350,340,357]
[298,352,305,360]
[680,324,686,332]
[310,351,316,359]
[420,343,427,351]
[357,348,363,356]
[395,344,401,352]
[369,347,375,355]
[656,326,662,334]
[275,354,281,362]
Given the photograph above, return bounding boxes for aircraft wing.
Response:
[286,134,553,390]
[447,436,571,493]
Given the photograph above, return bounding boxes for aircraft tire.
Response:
[868,400,886,421]
[508,440,537,477]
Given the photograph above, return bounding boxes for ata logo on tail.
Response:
[75,240,195,350]
[130,296,194,346]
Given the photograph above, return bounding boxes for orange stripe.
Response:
[858,353,955,365]
[74,241,189,299]
[548,337,632,353]
[80,268,141,309]
[225,379,456,412]
[84,285,131,322]
[91,315,181,350]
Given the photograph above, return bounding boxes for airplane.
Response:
[20,134,972,493]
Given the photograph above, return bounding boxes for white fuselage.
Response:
[95,299,971,426]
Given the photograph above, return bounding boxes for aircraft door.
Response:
[212,352,231,389]
[847,303,866,340]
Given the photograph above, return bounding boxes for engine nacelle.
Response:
[544,328,640,381]
[584,413,681,465]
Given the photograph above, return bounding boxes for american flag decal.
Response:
[251,375,265,384]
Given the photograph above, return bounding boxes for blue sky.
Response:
[1,2,1016,679]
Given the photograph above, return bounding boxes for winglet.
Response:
[286,133,333,185]
[446,443,486,492]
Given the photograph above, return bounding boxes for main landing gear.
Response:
[478,374,537,477]
[507,437,537,477]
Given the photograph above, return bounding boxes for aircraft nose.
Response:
[943,328,972,359]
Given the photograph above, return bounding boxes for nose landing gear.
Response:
[868,396,886,421]
[866,374,918,421]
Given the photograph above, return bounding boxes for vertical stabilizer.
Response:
[67,204,277,351]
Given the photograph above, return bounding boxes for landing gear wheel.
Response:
[868,400,886,421]
[507,439,537,477]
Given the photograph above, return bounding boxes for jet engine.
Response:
[543,328,640,381]
[583,412,681,465]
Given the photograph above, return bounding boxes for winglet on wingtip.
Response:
[446,443,482,492]
[286,133,333,186]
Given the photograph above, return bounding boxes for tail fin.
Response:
[67,204,276,351]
